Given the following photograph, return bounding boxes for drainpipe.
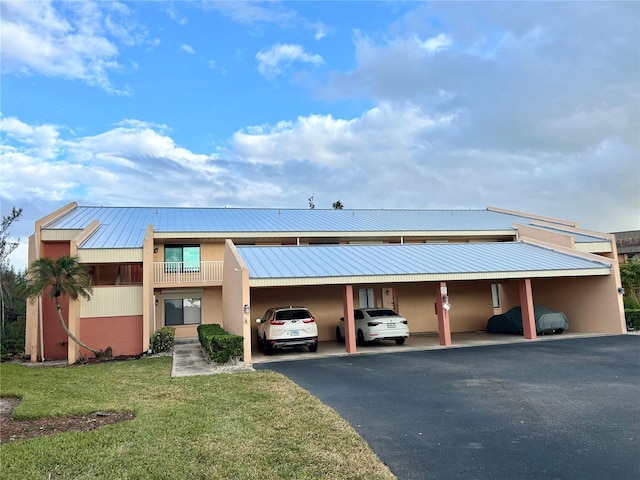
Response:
[152,294,157,333]
[35,239,44,362]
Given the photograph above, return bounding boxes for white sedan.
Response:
[336,308,410,346]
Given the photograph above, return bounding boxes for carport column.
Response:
[343,285,356,354]
[519,278,537,340]
[435,282,452,346]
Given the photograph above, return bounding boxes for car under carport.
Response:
[221,238,624,363]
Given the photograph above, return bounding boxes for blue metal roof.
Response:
[236,242,611,280]
[43,205,575,249]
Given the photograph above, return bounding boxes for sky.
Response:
[1,0,639,270]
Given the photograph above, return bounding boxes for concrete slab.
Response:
[251,331,616,364]
[171,338,254,377]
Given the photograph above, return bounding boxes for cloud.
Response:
[181,44,195,54]
[166,5,188,26]
[256,43,324,78]
[205,1,327,40]
[0,0,154,94]
[416,33,452,54]
[325,2,639,156]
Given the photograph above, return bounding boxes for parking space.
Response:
[251,331,609,364]
[257,335,640,480]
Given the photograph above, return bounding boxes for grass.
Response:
[1,357,396,479]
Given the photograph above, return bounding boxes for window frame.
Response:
[164,297,202,326]
[164,245,201,273]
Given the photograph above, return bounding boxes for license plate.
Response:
[387,323,395,328]
[290,330,298,336]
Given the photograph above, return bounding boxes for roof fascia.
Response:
[487,206,577,227]
[248,267,611,287]
[519,238,614,266]
[153,229,516,240]
[514,223,575,249]
[37,202,77,229]
[528,220,612,242]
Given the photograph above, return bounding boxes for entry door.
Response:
[382,288,398,311]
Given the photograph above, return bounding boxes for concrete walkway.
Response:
[171,338,254,378]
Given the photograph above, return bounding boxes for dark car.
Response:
[487,305,568,335]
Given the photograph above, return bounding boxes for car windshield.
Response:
[275,309,311,321]
[367,309,398,317]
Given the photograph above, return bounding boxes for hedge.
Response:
[197,324,244,364]
[625,310,640,331]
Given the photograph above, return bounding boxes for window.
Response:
[165,298,201,326]
[359,288,374,308]
[491,284,501,309]
[165,245,200,273]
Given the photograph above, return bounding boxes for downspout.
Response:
[35,238,44,362]
[153,294,157,333]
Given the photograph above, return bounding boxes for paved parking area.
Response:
[257,335,640,480]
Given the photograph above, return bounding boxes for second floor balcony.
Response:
[154,261,224,286]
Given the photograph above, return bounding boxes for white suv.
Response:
[256,306,318,355]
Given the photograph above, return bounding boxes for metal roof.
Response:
[42,205,579,249]
[236,242,611,286]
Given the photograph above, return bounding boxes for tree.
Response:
[0,206,22,266]
[1,206,22,337]
[308,194,315,209]
[23,256,105,357]
[620,259,640,309]
[332,200,344,209]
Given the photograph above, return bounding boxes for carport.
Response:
[222,238,625,363]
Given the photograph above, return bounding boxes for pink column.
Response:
[343,285,356,353]
[519,278,537,340]
[435,282,452,346]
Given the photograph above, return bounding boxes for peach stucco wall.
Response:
[222,240,251,361]
[532,276,625,333]
[490,276,624,334]
[153,241,225,263]
[250,285,345,344]
[41,242,71,360]
[154,286,223,339]
[249,280,498,345]
[79,315,144,357]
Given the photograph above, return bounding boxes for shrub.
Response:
[198,324,243,364]
[150,327,175,353]
[625,310,640,331]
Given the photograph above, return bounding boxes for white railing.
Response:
[154,261,224,285]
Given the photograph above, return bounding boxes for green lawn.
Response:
[1,357,395,479]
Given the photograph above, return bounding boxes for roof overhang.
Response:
[237,241,612,288]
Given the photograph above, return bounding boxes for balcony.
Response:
[154,261,224,286]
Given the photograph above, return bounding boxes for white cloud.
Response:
[166,6,188,26]
[256,43,324,78]
[181,44,195,54]
[416,33,452,54]
[0,0,152,94]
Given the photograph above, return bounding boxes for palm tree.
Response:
[23,256,103,357]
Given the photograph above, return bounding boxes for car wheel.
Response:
[308,342,318,352]
[395,338,406,345]
[256,331,263,351]
[335,326,344,343]
[356,330,365,346]
[264,335,273,355]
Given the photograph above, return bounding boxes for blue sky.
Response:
[1,1,639,269]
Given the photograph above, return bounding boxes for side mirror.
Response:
[255,318,262,324]
[340,317,344,322]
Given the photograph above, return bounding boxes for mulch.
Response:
[0,397,135,443]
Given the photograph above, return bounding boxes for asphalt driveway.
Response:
[256,335,640,480]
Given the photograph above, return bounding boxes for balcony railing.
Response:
[154,261,224,285]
